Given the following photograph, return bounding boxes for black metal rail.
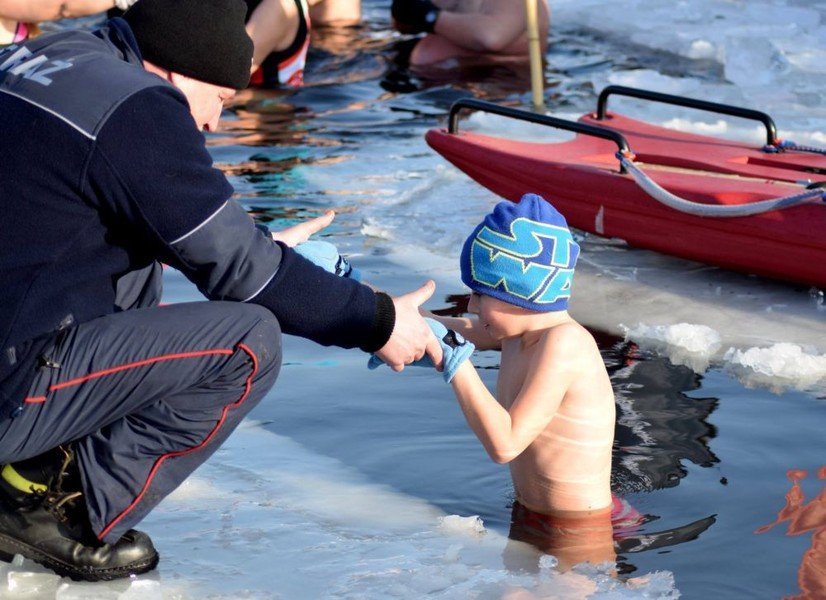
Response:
[595,85,778,146]
[447,98,632,172]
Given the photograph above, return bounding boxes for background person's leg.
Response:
[0,301,281,543]
[409,34,478,67]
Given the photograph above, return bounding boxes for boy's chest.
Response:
[495,344,538,410]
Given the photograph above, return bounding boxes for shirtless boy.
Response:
[391,0,549,67]
[404,194,621,569]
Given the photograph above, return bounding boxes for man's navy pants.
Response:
[0,295,282,544]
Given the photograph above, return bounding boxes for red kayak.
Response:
[426,86,826,288]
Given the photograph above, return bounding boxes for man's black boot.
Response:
[0,447,159,581]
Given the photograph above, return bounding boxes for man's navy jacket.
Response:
[0,20,393,419]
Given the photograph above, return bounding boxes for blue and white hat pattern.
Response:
[460,193,580,312]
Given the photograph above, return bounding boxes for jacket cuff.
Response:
[360,292,395,353]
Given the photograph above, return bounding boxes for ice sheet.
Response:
[0,425,680,599]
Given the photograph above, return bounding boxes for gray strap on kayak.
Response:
[616,152,825,218]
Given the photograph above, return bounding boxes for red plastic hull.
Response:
[579,112,824,182]
[425,119,826,288]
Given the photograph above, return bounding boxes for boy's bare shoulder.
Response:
[534,321,609,388]
[541,320,596,348]
[533,320,599,369]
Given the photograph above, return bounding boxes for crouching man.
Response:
[0,0,438,581]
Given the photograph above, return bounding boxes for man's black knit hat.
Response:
[123,0,253,89]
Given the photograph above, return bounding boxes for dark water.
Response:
[207,4,825,598]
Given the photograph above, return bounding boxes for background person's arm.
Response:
[0,0,119,21]
[432,10,527,54]
[245,0,298,71]
[309,0,360,25]
[392,0,529,52]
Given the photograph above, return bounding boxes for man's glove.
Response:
[368,318,474,382]
[115,0,139,10]
[391,0,441,34]
[294,240,362,281]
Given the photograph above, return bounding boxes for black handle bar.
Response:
[447,98,632,172]
[595,85,778,146]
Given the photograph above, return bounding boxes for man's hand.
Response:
[270,210,335,247]
[369,318,475,382]
[373,280,442,372]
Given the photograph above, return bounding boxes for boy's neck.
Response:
[506,310,575,348]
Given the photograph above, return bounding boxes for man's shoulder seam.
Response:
[92,82,180,138]
[0,87,96,140]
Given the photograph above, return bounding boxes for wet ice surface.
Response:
[0,425,679,599]
[724,343,826,393]
[620,323,826,394]
[620,323,722,373]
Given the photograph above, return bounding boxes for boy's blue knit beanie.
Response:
[460,193,580,312]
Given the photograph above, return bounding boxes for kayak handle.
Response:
[447,98,632,172]
[595,85,779,147]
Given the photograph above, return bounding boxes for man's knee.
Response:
[170,305,279,422]
[235,304,282,389]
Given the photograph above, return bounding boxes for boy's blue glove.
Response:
[367,318,474,383]
[294,240,362,281]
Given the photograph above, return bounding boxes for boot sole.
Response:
[0,532,159,582]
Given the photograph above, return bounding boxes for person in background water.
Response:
[0,0,438,582]
[371,193,624,571]
[244,0,361,87]
[390,0,550,67]
[0,0,137,46]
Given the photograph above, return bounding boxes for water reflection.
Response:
[756,467,826,600]
[601,334,719,572]
[219,99,313,150]
[303,23,389,87]
[602,336,721,494]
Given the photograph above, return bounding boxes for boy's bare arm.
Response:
[449,333,576,463]
[421,312,500,350]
